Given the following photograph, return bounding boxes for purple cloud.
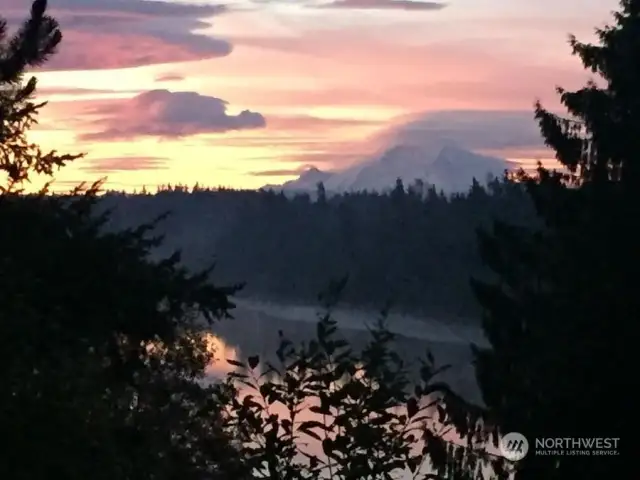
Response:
[316,0,447,11]
[378,110,547,152]
[80,89,266,141]
[0,0,231,70]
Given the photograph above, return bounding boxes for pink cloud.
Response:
[37,86,134,96]
[316,0,447,10]
[205,31,588,120]
[0,0,231,70]
[80,90,266,141]
[375,110,547,153]
[264,115,384,132]
[46,30,228,71]
[22,1,601,183]
[279,151,368,165]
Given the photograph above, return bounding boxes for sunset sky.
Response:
[2,0,618,191]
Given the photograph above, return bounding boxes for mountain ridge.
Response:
[263,144,511,194]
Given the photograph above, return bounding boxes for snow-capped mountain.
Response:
[423,145,510,192]
[263,144,510,195]
[262,167,332,192]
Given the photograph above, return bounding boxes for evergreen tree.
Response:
[0,0,77,189]
[433,2,635,478]
[0,2,243,478]
[316,180,327,204]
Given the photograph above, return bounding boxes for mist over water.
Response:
[208,298,487,404]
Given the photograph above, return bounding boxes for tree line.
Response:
[97,177,536,318]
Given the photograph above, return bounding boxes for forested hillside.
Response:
[98,177,536,317]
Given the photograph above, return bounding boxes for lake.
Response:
[207,298,488,403]
[202,298,503,479]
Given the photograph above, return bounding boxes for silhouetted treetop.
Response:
[1,2,243,478]
[535,0,640,185]
[435,2,635,478]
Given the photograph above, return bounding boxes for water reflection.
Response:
[208,301,484,403]
[201,332,242,378]
[199,301,505,478]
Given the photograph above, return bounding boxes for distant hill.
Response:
[263,144,511,195]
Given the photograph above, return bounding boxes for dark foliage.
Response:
[212,281,494,480]
[432,2,635,478]
[1,2,243,478]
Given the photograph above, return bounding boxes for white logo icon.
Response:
[500,432,529,461]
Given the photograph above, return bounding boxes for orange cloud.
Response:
[80,156,168,174]
[155,73,184,82]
